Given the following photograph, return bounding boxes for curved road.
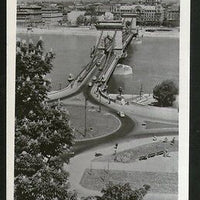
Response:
[65,73,178,199]
[73,85,135,154]
[48,58,178,155]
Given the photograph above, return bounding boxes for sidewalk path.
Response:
[66,136,178,198]
[91,152,178,173]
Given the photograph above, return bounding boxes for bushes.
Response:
[15,39,75,200]
[153,80,178,107]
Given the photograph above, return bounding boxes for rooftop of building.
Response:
[120,4,163,10]
[17,4,42,9]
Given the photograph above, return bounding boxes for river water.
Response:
[108,37,179,94]
[17,33,96,90]
[17,33,179,94]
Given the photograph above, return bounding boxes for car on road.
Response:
[117,111,125,118]
[142,122,146,126]
[96,59,101,66]
[95,152,103,157]
[88,82,93,87]
[77,76,83,82]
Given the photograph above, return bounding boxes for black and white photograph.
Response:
[6,0,190,199]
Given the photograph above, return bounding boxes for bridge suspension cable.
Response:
[90,30,103,63]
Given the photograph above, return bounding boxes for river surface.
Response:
[17,33,96,90]
[17,33,179,94]
[108,37,179,94]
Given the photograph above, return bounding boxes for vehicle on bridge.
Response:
[88,82,93,87]
[92,76,97,82]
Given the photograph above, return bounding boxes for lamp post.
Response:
[138,80,144,100]
[97,83,102,112]
[99,93,102,112]
[90,161,92,172]
[118,86,123,96]
[139,83,143,100]
[84,97,87,137]
[114,143,118,161]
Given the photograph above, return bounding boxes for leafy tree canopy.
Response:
[90,15,98,24]
[82,182,150,200]
[76,15,87,25]
[85,6,97,16]
[15,38,75,200]
[101,182,150,200]
[153,80,178,107]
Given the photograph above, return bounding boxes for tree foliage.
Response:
[76,15,87,25]
[15,39,151,200]
[153,80,178,107]
[90,16,98,25]
[100,182,150,200]
[82,183,150,200]
[85,6,97,16]
[15,39,75,200]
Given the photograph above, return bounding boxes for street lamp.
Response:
[139,83,143,100]
[84,97,88,137]
[114,143,118,161]
[97,82,102,112]
[67,73,74,88]
[99,93,102,112]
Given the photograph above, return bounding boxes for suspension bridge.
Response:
[48,14,138,101]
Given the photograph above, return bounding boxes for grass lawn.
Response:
[65,105,120,140]
[145,121,178,129]
[80,168,178,194]
[94,140,178,163]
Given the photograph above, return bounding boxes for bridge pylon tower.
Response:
[95,20,124,57]
[121,13,137,33]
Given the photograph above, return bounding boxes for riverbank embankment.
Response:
[17,26,179,38]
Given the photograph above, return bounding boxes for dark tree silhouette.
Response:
[153,80,178,107]
[100,182,150,200]
[90,15,98,25]
[76,15,87,26]
[82,183,150,200]
[15,39,75,200]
